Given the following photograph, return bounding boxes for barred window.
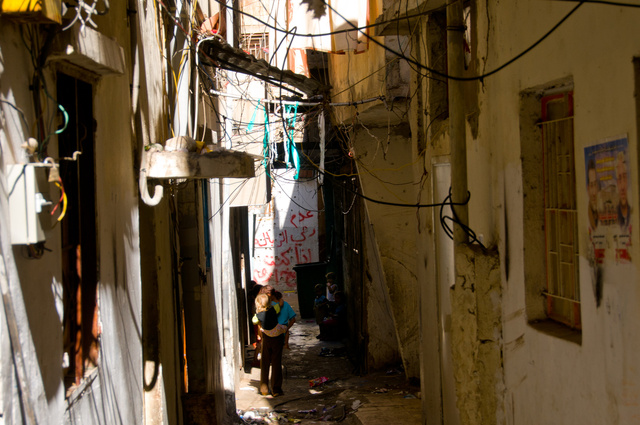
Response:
[541,91,581,329]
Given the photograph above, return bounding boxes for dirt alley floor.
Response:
[234,293,422,424]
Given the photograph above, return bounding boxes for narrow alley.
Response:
[2,1,640,425]
[234,293,422,425]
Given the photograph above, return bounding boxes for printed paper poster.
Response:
[584,135,632,264]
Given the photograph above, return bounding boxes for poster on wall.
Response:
[584,135,632,265]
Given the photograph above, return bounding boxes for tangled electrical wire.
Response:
[439,188,486,250]
[317,162,487,249]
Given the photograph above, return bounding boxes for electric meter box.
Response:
[7,164,49,245]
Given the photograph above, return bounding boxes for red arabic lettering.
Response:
[290,226,308,242]
[276,230,288,248]
[294,246,312,264]
[253,267,272,284]
[263,232,274,247]
[289,210,315,228]
[254,231,275,247]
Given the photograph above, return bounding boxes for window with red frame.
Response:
[541,91,581,329]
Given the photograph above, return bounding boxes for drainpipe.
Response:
[447,0,468,245]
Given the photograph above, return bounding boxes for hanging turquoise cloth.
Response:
[287,102,300,179]
[247,100,260,133]
[283,104,292,166]
[263,102,271,179]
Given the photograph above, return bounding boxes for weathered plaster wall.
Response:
[0,1,179,423]
[476,1,640,423]
[0,24,62,425]
[325,1,640,423]
[209,179,241,424]
[362,215,401,370]
[325,0,422,379]
[133,1,183,424]
[352,125,421,379]
[327,2,386,125]
[450,245,503,425]
[140,199,180,425]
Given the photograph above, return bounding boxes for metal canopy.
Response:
[199,37,330,97]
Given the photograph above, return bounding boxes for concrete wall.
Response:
[326,3,422,380]
[0,23,59,424]
[0,1,185,423]
[476,2,640,423]
[362,214,401,370]
[209,179,244,424]
[328,0,640,423]
[351,125,421,379]
[408,1,640,423]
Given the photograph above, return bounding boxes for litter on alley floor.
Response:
[235,293,422,425]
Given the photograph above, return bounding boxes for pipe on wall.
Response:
[447,0,469,245]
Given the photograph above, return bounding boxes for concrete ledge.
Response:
[147,150,256,179]
[48,23,126,76]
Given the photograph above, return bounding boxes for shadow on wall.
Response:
[13,244,64,404]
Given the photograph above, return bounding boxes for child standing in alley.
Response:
[273,291,296,349]
[253,293,288,396]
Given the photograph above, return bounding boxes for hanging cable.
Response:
[322,0,584,82]
[51,181,68,222]
[439,187,486,249]
[564,0,640,6]
[0,99,30,131]
[209,0,586,83]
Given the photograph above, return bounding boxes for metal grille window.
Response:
[541,92,581,329]
[241,33,269,60]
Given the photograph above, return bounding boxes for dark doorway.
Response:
[57,73,99,392]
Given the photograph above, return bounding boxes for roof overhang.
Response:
[199,37,330,98]
[374,0,446,36]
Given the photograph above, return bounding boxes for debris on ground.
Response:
[319,347,346,357]
[239,403,351,424]
[238,407,277,424]
[309,376,329,387]
[236,319,422,424]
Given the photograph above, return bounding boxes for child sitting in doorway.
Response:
[313,284,330,339]
[319,290,347,341]
[325,272,338,307]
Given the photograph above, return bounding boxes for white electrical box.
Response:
[7,164,49,245]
